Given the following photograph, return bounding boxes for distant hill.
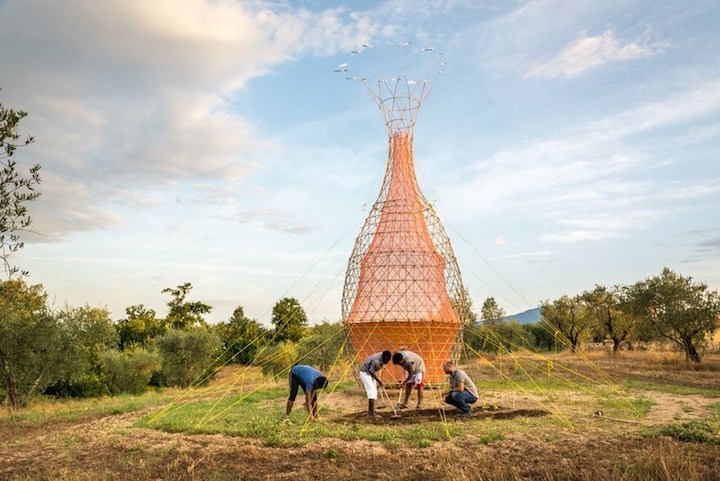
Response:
[503,307,542,325]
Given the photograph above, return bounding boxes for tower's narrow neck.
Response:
[385,131,421,204]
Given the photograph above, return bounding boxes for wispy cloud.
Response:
[440,78,720,243]
[528,29,665,78]
[661,182,720,200]
[541,230,614,243]
[494,250,552,259]
[697,238,720,251]
[226,209,318,235]
[542,209,665,243]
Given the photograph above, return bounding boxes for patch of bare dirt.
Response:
[337,405,549,425]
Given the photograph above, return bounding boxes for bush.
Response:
[155,328,221,388]
[215,306,270,365]
[45,305,119,398]
[255,342,298,380]
[100,348,161,394]
[465,320,536,354]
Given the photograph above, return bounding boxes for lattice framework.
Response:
[342,63,469,385]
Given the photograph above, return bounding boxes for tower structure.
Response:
[341,48,468,385]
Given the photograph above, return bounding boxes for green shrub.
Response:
[255,342,297,380]
[100,347,161,394]
[155,328,221,388]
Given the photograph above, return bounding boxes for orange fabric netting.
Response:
[346,131,461,384]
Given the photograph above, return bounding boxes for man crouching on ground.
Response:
[442,360,478,416]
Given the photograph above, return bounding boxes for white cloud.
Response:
[586,79,720,137]
[0,0,378,241]
[494,235,507,245]
[463,0,627,74]
[528,30,664,78]
[439,78,720,244]
[226,209,318,235]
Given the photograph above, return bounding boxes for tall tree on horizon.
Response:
[581,285,638,353]
[541,295,592,353]
[271,297,308,343]
[162,282,212,330]
[481,297,505,325]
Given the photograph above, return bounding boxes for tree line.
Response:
[0,279,337,409]
[0,98,341,409]
[465,267,720,363]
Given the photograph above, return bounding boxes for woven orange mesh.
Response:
[345,132,462,383]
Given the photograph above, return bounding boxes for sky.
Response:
[1,0,718,326]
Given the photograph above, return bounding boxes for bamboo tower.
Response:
[341,47,468,385]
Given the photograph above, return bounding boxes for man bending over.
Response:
[286,364,329,420]
[392,349,425,409]
[359,350,392,417]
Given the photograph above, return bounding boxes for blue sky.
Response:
[1,0,718,325]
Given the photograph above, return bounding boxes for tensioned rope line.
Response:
[462,339,574,428]
[299,258,446,436]
[468,316,643,416]
[148,188,378,422]
[464,322,642,418]
[446,216,629,393]
[300,273,421,435]
[190,151,391,404]
[299,316,387,436]
[194,261,349,426]
[417,186,639,408]
[407,320,451,437]
[199,326,350,427]
[147,259,349,425]
[467,325,578,422]
[148,313,345,425]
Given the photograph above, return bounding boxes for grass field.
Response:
[2,351,720,480]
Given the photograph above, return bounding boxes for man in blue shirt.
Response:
[285,364,329,420]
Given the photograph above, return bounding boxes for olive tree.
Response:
[0,280,60,408]
[540,295,592,353]
[625,268,720,362]
[0,95,40,278]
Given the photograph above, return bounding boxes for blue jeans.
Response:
[445,391,477,413]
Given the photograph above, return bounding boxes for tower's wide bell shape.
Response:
[342,129,465,384]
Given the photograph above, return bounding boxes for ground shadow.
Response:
[336,405,550,425]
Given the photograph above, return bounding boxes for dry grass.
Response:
[2,351,720,480]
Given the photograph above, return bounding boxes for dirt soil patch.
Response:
[338,406,550,424]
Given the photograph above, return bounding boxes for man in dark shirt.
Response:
[359,350,392,417]
[285,365,328,420]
